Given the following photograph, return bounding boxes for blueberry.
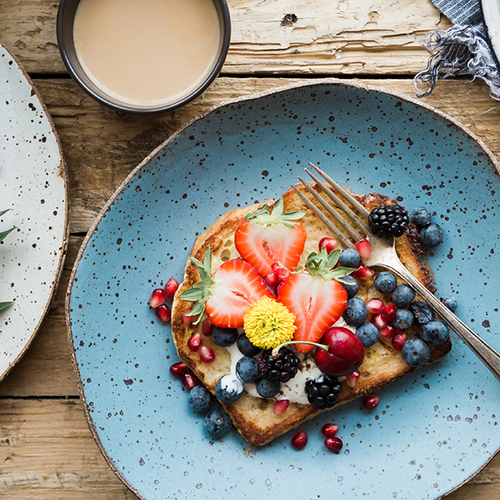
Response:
[402,338,431,367]
[339,248,361,268]
[339,275,360,298]
[393,309,414,330]
[236,356,259,383]
[237,333,261,357]
[392,284,415,308]
[410,206,432,229]
[374,271,397,294]
[212,327,238,347]
[215,374,243,403]
[204,408,232,439]
[410,301,435,326]
[420,223,443,248]
[188,385,212,412]
[441,295,457,313]
[355,322,379,347]
[343,297,367,327]
[420,320,449,345]
[256,378,280,398]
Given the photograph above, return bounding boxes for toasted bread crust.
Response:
[171,184,451,446]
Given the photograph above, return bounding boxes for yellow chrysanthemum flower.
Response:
[243,295,296,350]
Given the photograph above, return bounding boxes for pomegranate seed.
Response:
[199,345,216,363]
[265,272,280,287]
[182,370,197,390]
[187,332,202,352]
[291,430,308,450]
[392,332,408,350]
[346,370,360,388]
[183,309,193,325]
[274,399,290,415]
[379,324,397,340]
[381,302,397,320]
[321,423,339,438]
[353,263,374,280]
[319,237,338,254]
[324,437,343,453]
[170,361,188,378]
[165,277,179,297]
[202,318,214,337]
[150,288,167,308]
[355,238,371,259]
[271,263,289,280]
[366,298,384,314]
[362,393,380,410]
[155,304,171,323]
[372,313,388,330]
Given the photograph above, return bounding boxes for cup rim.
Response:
[56,0,231,115]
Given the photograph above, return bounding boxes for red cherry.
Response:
[291,430,308,450]
[324,437,343,453]
[319,237,338,254]
[314,327,365,377]
[321,423,339,438]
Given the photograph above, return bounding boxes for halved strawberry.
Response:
[277,248,352,353]
[179,247,273,328]
[234,198,307,277]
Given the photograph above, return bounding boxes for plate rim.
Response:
[0,41,70,384]
[65,77,500,500]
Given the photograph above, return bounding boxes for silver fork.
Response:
[291,163,500,382]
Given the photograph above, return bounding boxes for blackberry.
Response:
[305,375,343,409]
[259,348,299,383]
[368,204,409,238]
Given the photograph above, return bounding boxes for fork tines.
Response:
[291,163,370,248]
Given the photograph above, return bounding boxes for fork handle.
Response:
[384,260,500,382]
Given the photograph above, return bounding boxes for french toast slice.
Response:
[171,183,451,446]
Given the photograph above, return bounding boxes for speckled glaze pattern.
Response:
[67,80,500,500]
[0,42,68,382]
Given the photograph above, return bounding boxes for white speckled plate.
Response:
[0,42,68,382]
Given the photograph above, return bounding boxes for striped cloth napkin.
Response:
[414,0,500,98]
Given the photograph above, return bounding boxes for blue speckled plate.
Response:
[67,80,500,500]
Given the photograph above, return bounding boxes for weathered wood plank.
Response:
[0,0,450,76]
[0,398,498,500]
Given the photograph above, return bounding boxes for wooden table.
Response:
[1,1,500,498]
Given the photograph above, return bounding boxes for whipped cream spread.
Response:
[228,319,354,405]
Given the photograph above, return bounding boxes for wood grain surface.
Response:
[1,0,499,499]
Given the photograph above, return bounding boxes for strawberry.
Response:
[179,247,273,328]
[234,198,307,277]
[277,247,353,353]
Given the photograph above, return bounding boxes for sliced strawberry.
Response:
[278,273,347,353]
[179,248,273,329]
[234,199,306,276]
[205,259,273,328]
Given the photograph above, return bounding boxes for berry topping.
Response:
[374,271,397,294]
[274,399,290,415]
[410,206,432,229]
[379,324,397,340]
[339,275,360,298]
[362,393,380,410]
[150,288,166,308]
[410,301,435,326]
[234,198,307,277]
[420,319,449,345]
[182,309,193,325]
[353,263,374,280]
[392,332,408,350]
[393,309,414,330]
[202,318,215,337]
[169,361,188,378]
[204,408,232,439]
[355,322,379,347]
[180,247,273,328]
[441,295,458,313]
[271,262,290,281]
[402,338,431,367]
[212,327,238,347]
[381,302,397,320]
[355,238,371,259]
[155,304,171,323]
[182,370,198,390]
[189,385,212,412]
[420,223,443,247]
[343,297,367,327]
[368,204,409,238]
[199,345,216,363]
[277,247,350,353]
[346,370,360,388]
[236,356,259,383]
[187,332,202,352]
[366,298,384,314]
[291,430,308,450]
[324,437,343,453]
[392,284,415,308]
[237,333,261,357]
[165,277,179,297]
[260,347,299,383]
[319,237,338,254]
[321,423,339,438]
[338,248,361,268]
[372,313,388,330]
[215,374,244,403]
[305,374,343,409]
[256,378,281,398]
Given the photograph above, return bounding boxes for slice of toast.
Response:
[171,183,451,446]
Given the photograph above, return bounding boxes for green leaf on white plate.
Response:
[0,301,13,312]
[0,227,16,242]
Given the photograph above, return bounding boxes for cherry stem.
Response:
[272,340,328,358]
